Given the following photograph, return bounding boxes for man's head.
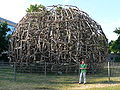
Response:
[81,61,85,64]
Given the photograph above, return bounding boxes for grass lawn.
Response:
[0,67,120,90]
[0,73,120,90]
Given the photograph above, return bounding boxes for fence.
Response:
[0,61,120,82]
[0,62,14,81]
[110,62,120,77]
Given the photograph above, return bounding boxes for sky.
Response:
[0,0,120,42]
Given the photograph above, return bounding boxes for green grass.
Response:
[0,68,120,90]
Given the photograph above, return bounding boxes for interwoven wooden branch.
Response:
[9,5,108,72]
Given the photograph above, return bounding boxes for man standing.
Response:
[79,60,87,84]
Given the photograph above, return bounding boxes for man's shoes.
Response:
[79,82,86,84]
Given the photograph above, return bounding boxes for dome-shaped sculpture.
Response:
[9,5,108,72]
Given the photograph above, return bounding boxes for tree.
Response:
[0,22,11,54]
[26,4,46,12]
[109,27,120,53]
[114,27,120,35]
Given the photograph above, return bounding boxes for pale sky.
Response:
[0,0,120,42]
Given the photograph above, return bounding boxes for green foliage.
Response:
[115,56,120,62]
[109,27,120,53]
[109,40,120,53]
[114,27,120,35]
[0,22,11,54]
[26,4,46,12]
[56,6,63,12]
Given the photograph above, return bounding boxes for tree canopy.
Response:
[114,27,120,35]
[109,28,120,53]
[0,22,11,54]
[26,4,46,12]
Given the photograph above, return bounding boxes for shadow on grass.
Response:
[43,80,120,85]
[87,80,120,84]
[47,81,77,84]
[34,87,56,90]
[2,77,120,85]
[1,73,120,86]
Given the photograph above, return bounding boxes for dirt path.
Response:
[70,83,120,90]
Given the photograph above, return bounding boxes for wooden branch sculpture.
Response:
[9,5,108,73]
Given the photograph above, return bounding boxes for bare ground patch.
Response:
[70,81,120,90]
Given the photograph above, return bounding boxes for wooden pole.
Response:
[78,62,80,81]
[108,61,110,82]
[14,62,16,81]
[44,62,46,76]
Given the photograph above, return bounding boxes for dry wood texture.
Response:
[9,5,108,73]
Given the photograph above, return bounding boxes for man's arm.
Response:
[80,68,88,69]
